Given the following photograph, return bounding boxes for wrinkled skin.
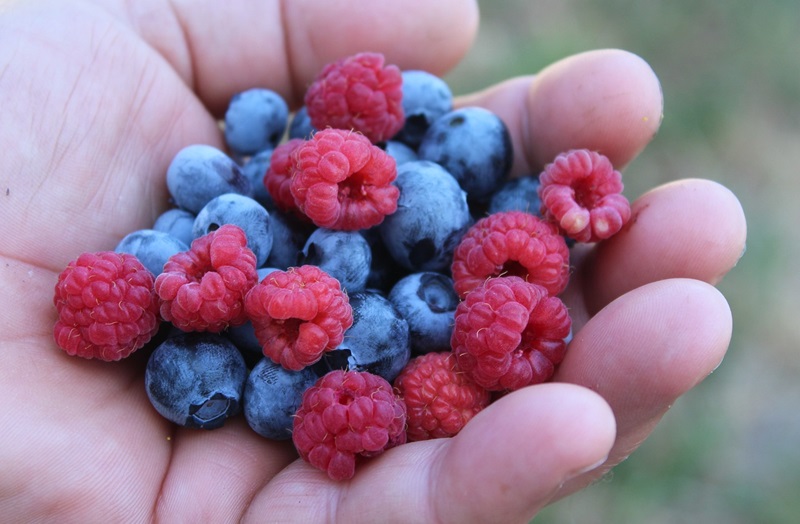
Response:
[0,1,746,522]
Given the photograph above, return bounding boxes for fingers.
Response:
[243,383,615,524]
[551,278,733,499]
[164,0,479,113]
[456,49,663,176]
[155,418,298,521]
[580,178,747,315]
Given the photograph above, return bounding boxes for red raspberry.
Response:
[244,265,353,371]
[53,251,160,361]
[292,370,407,481]
[304,52,405,143]
[155,224,258,332]
[290,128,399,231]
[450,276,571,392]
[538,149,632,243]
[450,211,570,298]
[393,352,491,441]
[264,138,306,217]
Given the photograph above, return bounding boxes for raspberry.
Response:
[292,370,407,481]
[450,211,570,298]
[538,149,632,243]
[304,52,405,143]
[393,352,490,441]
[290,128,399,231]
[53,251,160,361]
[154,224,258,332]
[244,265,353,371]
[264,138,306,217]
[450,276,571,392]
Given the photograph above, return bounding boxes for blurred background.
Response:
[444,1,800,522]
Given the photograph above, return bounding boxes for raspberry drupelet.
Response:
[264,138,306,218]
[393,352,490,441]
[538,149,632,243]
[290,128,399,231]
[154,224,258,332]
[53,251,160,361]
[450,276,571,392]
[304,52,405,143]
[292,369,407,481]
[244,265,353,371]
[450,210,570,298]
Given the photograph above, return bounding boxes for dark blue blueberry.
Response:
[243,357,318,440]
[153,208,196,247]
[487,175,542,216]
[241,148,275,209]
[145,333,247,430]
[114,229,188,277]
[299,228,372,293]
[379,160,471,272]
[360,226,409,293]
[264,210,313,269]
[288,106,316,140]
[166,144,252,214]
[377,140,418,166]
[224,88,289,156]
[192,193,273,267]
[418,106,513,203]
[313,291,410,383]
[394,70,453,149]
[388,272,459,355]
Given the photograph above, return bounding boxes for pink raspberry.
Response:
[450,276,571,392]
[450,211,570,298]
[244,265,353,371]
[538,149,632,243]
[53,251,160,361]
[264,138,307,218]
[155,224,258,332]
[393,352,491,441]
[304,52,405,143]
[292,370,407,481]
[290,128,399,231]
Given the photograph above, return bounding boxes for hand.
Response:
[0,1,746,522]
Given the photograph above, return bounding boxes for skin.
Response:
[0,0,747,522]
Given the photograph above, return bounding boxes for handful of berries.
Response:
[51,52,632,481]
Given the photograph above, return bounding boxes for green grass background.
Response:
[444,2,800,522]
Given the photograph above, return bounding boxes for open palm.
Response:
[0,1,746,522]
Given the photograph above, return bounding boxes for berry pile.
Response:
[51,51,632,481]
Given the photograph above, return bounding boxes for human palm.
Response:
[0,1,746,522]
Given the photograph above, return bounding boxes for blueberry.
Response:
[264,210,313,270]
[166,144,252,214]
[487,175,542,216]
[153,208,196,247]
[418,106,513,203]
[224,88,289,157]
[361,226,409,293]
[388,272,459,355]
[313,290,410,383]
[394,70,453,149]
[379,160,471,272]
[114,229,188,277]
[241,148,275,209]
[243,357,318,440]
[145,333,247,430]
[192,193,273,267]
[288,106,316,140]
[299,228,372,293]
[377,140,418,166]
